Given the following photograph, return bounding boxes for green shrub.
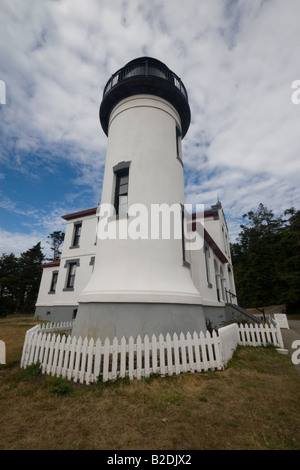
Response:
[23,362,42,378]
[43,376,74,396]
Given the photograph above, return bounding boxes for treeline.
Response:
[0,243,44,316]
[231,204,300,313]
[0,231,64,317]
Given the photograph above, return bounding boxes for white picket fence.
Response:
[238,323,284,348]
[20,321,284,385]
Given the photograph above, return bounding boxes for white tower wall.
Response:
[78,95,200,305]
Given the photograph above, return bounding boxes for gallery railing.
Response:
[103,58,188,101]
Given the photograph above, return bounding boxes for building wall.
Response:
[189,204,237,323]
[35,212,97,321]
[204,203,232,264]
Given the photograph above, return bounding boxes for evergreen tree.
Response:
[231,203,300,312]
[15,242,45,314]
[46,231,65,260]
[0,231,65,315]
[0,253,19,316]
[277,208,300,311]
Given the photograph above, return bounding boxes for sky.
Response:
[1,0,300,258]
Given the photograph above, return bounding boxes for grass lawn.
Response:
[0,315,300,450]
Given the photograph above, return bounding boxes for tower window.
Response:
[176,125,183,167]
[181,205,190,268]
[113,161,131,216]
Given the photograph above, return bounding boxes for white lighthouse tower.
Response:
[72,57,207,340]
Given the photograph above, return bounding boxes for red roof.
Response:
[62,207,98,221]
[192,210,214,219]
[42,260,61,268]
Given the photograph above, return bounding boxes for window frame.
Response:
[204,243,213,288]
[63,259,80,291]
[176,125,184,167]
[113,161,131,216]
[71,222,82,248]
[48,270,58,294]
[181,205,190,269]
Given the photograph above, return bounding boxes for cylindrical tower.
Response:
[73,57,206,340]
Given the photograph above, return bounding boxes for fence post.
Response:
[120,336,127,379]
[151,334,158,374]
[61,335,71,379]
[111,336,119,381]
[86,337,95,384]
[159,334,165,376]
[128,336,134,380]
[274,324,284,348]
[193,332,201,372]
[0,340,5,365]
[73,336,82,383]
[102,337,110,382]
[144,335,150,377]
[68,336,77,381]
[179,332,187,373]
[136,335,142,380]
[51,334,61,377]
[166,333,173,376]
[173,333,180,375]
[94,338,102,381]
[186,332,194,372]
[199,331,208,371]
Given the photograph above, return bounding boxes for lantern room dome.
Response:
[99,57,191,137]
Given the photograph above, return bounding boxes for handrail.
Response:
[225,288,266,322]
[103,58,188,101]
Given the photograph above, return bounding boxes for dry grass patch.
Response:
[0,315,40,365]
[1,316,300,450]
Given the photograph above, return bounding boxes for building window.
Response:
[66,263,76,289]
[113,161,131,216]
[49,271,58,293]
[72,308,78,319]
[71,222,82,248]
[63,259,80,291]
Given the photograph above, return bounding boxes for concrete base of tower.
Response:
[71,302,210,341]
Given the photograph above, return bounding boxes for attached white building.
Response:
[35,201,239,332]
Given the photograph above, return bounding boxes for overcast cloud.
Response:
[0,0,299,255]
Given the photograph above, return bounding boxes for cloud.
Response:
[0,0,299,253]
[0,228,44,257]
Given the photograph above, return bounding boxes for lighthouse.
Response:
[72,57,207,340]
